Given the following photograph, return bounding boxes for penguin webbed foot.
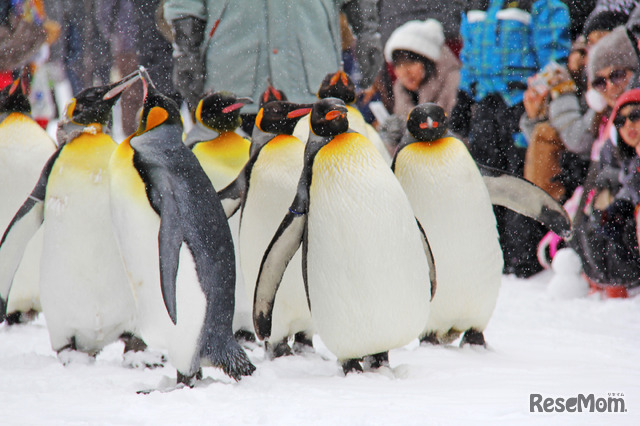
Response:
[460,329,486,348]
[341,358,364,375]
[265,338,293,360]
[362,352,389,370]
[206,340,256,381]
[4,309,38,325]
[234,329,257,345]
[120,333,166,369]
[419,332,440,346]
[177,368,203,388]
[292,332,314,355]
[56,338,98,365]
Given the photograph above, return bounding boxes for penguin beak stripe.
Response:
[419,121,438,129]
[222,102,246,114]
[9,79,19,95]
[104,73,141,100]
[287,107,313,119]
[325,110,345,121]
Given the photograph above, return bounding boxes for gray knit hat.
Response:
[588,26,639,81]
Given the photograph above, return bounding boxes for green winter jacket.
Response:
[164,0,349,114]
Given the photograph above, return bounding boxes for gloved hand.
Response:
[343,0,384,88]
[449,90,474,137]
[378,114,405,149]
[171,17,206,112]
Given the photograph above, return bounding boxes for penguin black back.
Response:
[317,70,356,104]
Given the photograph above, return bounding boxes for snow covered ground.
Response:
[1,271,639,425]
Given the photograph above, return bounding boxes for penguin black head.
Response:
[310,98,349,137]
[195,91,253,132]
[255,101,312,135]
[259,80,288,108]
[0,72,31,115]
[137,71,182,134]
[317,70,356,104]
[64,71,141,126]
[406,103,448,142]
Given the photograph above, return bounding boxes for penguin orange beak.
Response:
[103,70,141,100]
[329,70,349,87]
[325,110,346,121]
[287,107,313,119]
[419,120,439,129]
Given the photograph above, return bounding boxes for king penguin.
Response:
[186,91,255,343]
[253,98,436,374]
[292,69,391,164]
[108,73,255,385]
[219,100,314,359]
[392,103,571,346]
[0,72,144,360]
[0,71,56,324]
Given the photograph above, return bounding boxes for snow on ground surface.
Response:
[1,271,639,425]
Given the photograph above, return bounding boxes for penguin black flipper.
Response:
[415,219,437,301]
[157,196,184,325]
[478,164,572,238]
[0,148,62,320]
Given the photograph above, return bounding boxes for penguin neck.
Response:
[249,126,276,157]
[56,121,107,146]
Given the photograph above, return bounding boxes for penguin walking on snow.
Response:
[253,98,436,374]
[0,72,56,324]
[392,103,571,346]
[293,69,391,164]
[186,91,255,343]
[0,73,146,361]
[108,73,255,386]
[219,100,314,359]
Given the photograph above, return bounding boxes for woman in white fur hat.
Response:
[385,18,461,119]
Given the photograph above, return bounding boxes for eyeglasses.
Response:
[591,69,630,92]
[614,108,640,129]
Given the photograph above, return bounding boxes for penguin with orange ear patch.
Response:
[0,70,56,324]
[218,100,314,359]
[393,103,570,347]
[108,73,255,386]
[293,69,391,163]
[253,98,435,374]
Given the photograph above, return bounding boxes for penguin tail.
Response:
[203,339,256,381]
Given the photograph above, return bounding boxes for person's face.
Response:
[587,30,610,47]
[592,66,633,107]
[393,59,426,92]
[567,49,586,76]
[615,104,640,155]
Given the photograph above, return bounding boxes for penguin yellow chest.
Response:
[191,132,250,189]
[306,132,430,359]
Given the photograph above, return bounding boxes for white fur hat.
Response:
[384,19,445,63]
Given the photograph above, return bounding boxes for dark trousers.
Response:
[468,94,545,277]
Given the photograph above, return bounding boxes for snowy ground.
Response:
[1,271,639,425]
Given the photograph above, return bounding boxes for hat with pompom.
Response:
[384,19,444,63]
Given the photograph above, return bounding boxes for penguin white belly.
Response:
[307,134,430,360]
[395,138,503,337]
[240,137,311,342]
[109,159,206,372]
[40,137,136,352]
[0,114,55,314]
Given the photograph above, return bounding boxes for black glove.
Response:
[449,90,474,137]
[378,114,405,149]
[171,17,206,111]
[343,0,383,88]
